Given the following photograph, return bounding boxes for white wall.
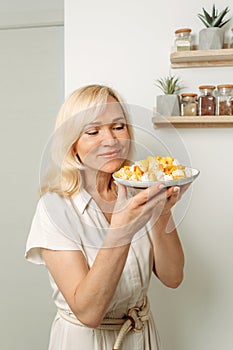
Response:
[65,1,233,349]
[0,13,64,350]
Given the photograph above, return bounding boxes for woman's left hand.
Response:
[151,183,190,226]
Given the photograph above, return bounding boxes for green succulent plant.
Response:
[198,5,231,28]
[155,74,182,95]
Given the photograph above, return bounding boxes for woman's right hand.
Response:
[106,182,167,246]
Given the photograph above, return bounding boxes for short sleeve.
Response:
[25,193,84,265]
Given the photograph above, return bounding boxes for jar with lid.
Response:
[230,28,233,48]
[216,84,233,115]
[198,85,216,116]
[180,93,197,116]
[174,28,192,51]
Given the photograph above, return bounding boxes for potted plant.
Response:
[198,5,231,50]
[155,74,182,116]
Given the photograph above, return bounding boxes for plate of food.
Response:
[113,155,200,188]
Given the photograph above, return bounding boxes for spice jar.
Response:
[174,28,192,51]
[180,93,197,116]
[216,84,233,115]
[198,85,216,116]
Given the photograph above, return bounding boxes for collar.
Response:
[71,188,92,214]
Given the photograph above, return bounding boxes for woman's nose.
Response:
[102,128,117,145]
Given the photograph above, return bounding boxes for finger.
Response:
[172,186,180,195]
[145,187,167,211]
[115,182,127,202]
[165,187,180,208]
[131,185,167,216]
[130,183,165,209]
[148,182,166,196]
[166,186,180,198]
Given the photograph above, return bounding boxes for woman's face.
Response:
[74,96,131,174]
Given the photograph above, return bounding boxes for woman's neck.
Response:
[81,169,116,201]
[81,168,117,223]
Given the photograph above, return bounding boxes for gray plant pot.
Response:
[199,27,224,50]
[156,94,180,116]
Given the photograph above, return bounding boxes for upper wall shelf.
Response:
[170,48,233,68]
[152,116,233,128]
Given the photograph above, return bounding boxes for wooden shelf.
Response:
[152,116,233,128]
[170,48,233,68]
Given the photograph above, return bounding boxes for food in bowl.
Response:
[114,156,192,182]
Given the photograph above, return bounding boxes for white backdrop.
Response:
[64,1,233,349]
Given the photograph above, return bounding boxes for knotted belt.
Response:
[58,297,150,350]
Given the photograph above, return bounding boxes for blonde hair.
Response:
[40,84,134,197]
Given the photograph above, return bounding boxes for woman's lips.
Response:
[98,150,120,158]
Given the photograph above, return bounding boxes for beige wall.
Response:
[64,1,233,349]
[0,22,64,350]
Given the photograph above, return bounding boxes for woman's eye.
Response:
[113,124,125,130]
[85,130,98,135]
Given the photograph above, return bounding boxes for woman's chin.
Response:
[98,159,125,174]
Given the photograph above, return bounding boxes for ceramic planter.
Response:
[199,27,224,50]
[156,94,180,116]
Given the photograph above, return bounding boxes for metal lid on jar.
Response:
[175,28,192,34]
[181,93,197,97]
[216,84,233,89]
[199,85,216,90]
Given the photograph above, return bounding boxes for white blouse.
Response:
[25,189,160,350]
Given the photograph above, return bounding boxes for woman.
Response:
[25,84,185,350]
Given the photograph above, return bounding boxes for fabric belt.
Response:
[57,297,150,350]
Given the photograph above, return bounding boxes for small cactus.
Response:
[198,5,231,28]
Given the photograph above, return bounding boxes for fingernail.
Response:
[173,186,180,193]
[159,184,165,189]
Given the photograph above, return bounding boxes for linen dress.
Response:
[25,189,161,350]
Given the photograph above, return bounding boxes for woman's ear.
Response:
[71,144,81,162]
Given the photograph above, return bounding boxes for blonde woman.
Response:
[25,85,185,350]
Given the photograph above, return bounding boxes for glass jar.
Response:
[180,93,197,116]
[230,28,233,48]
[198,85,216,116]
[174,28,192,51]
[216,84,233,115]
